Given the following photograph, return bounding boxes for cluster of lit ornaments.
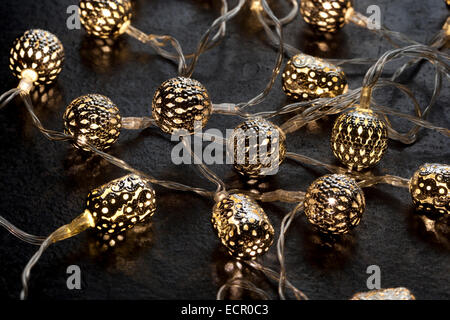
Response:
[212,193,275,260]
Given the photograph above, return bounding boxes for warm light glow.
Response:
[79,0,133,39]
[304,174,365,234]
[250,0,263,12]
[327,197,337,206]
[444,17,450,36]
[331,107,388,171]
[21,69,38,82]
[409,163,449,216]
[282,53,347,101]
[119,20,131,35]
[212,194,274,260]
[152,77,212,134]
[300,0,352,33]
[229,118,286,177]
[87,174,157,244]
[9,29,64,85]
[351,288,416,300]
[64,94,122,151]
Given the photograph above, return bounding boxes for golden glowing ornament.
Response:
[9,29,64,85]
[282,53,347,101]
[18,173,158,299]
[409,163,449,216]
[304,174,365,234]
[152,76,212,134]
[300,0,352,33]
[87,174,156,239]
[331,107,388,171]
[212,193,274,260]
[351,287,415,300]
[79,0,133,39]
[229,118,286,177]
[63,94,122,151]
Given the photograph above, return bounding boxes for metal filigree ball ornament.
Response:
[409,163,449,216]
[63,94,122,151]
[152,76,212,134]
[20,174,157,297]
[79,0,133,38]
[351,287,415,300]
[9,29,64,85]
[229,118,286,177]
[212,193,274,260]
[282,53,347,101]
[300,0,352,33]
[331,107,388,171]
[86,174,157,240]
[304,174,365,234]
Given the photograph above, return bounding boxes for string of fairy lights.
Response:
[0,0,448,300]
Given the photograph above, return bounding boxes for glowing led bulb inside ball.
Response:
[331,107,388,171]
[212,193,274,260]
[86,174,156,238]
[63,94,122,151]
[300,0,352,33]
[20,174,157,298]
[79,0,133,38]
[351,288,415,300]
[229,118,286,177]
[409,163,449,216]
[282,53,347,101]
[9,29,64,86]
[152,76,212,134]
[304,174,365,234]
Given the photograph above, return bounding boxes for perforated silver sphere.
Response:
[304,174,365,234]
[64,94,122,151]
[152,77,212,134]
[9,29,64,85]
[212,193,274,260]
[79,0,133,38]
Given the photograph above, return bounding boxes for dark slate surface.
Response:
[0,0,448,300]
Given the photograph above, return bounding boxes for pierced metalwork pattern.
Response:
[87,174,156,238]
[79,0,133,38]
[300,0,352,33]
[212,193,274,260]
[9,29,64,85]
[63,94,122,151]
[410,163,449,216]
[152,76,212,134]
[331,108,388,171]
[282,53,347,101]
[229,118,286,177]
[304,174,365,234]
[351,287,415,300]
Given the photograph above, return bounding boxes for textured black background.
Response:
[0,0,449,300]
